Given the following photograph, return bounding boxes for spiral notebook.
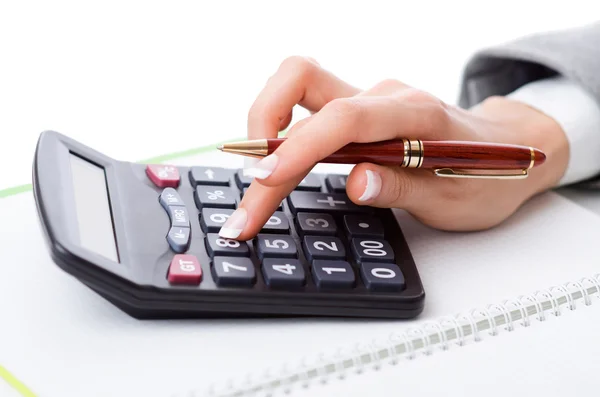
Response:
[161,178,600,397]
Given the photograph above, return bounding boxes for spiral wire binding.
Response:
[177,274,600,397]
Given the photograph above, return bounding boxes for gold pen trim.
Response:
[402,139,410,167]
[434,168,529,179]
[528,147,535,169]
[218,139,269,157]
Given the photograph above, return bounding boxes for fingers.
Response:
[244,90,452,188]
[247,56,361,140]
[344,162,433,211]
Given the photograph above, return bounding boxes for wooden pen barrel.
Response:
[267,139,545,169]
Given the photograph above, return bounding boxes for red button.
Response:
[167,255,202,284]
[146,164,180,188]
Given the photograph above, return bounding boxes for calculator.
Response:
[32,130,425,319]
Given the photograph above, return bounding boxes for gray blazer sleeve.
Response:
[457,21,600,108]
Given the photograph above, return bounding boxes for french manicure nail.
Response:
[358,170,382,201]
[218,208,247,239]
[243,154,279,179]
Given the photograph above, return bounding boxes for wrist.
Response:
[475,96,569,195]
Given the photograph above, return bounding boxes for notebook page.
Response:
[2,152,600,397]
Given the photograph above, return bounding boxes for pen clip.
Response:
[433,168,529,179]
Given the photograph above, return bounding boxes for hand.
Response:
[218,56,569,240]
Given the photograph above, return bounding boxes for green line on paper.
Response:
[0,365,37,397]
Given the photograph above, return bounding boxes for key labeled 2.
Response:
[303,236,346,261]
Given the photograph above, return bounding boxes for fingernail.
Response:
[358,170,382,201]
[243,154,278,179]
[243,157,259,170]
[218,208,247,239]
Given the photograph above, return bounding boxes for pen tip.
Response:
[533,148,546,166]
[217,145,224,151]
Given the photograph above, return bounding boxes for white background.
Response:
[1,1,598,190]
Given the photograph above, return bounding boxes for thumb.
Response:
[345,163,432,211]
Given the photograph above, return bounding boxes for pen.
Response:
[217,138,546,179]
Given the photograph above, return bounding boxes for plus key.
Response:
[287,191,368,215]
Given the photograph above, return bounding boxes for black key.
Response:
[212,256,256,286]
[194,186,237,209]
[287,191,365,215]
[255,234,297,259]
[343,215,384,238]
[167,226,191,253]
[360,262,405,292]
[351,238,395,264]
[260,211,289,234]
[235,170,254,189]
[166,205,190,228]
[325,174,348,193]
[312,260,355,289]
[296,213,337,236]
[295,173,322,191]
[262,258,305,288]
[205,233,250,257]
[242,188,283,210]
[159,188,185,210]
[303,236,346,261]
[200,208,235,233]
[189,167,232,187]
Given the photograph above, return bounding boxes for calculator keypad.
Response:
[152,169,408,294]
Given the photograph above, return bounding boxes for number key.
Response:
[351,238,395,264]
[312,260,355,289]
[260,211,289,234]
[255,234,297,259]
[194,186,237,209]
[205,234,250,257]
[262,258,305,288]
[200,208,235,233]
[242,188,283,210]
[296,213,337,236]
[303,236,346,261]
[212,257,256,287]
[360,262,405,291]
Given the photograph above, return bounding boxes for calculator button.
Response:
[189,167,232,187]
[260,211,290,234]
[360,262,405,291]
[242,188,283,210]
[167,205,190,228]
[235,170,254,189]
[262,258,305,288]
[287,191,364,215]
[312,260,355,289]
[205,234,250,257]
[296,213,337,236]
[167,254,202,285]
[295,173,322,191]
[303,236,346,261]
[200,208,235,233]
[351,238,395,263]
[255,234,297,259]
[212,257,256,287]
[146,164,180,188]
[167,227,191,253]
[194,186,237,209]
[159,188,184,209]
[325,174,347,193]
[343,215,384,238]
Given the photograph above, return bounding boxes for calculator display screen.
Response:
[69,154,119,263]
